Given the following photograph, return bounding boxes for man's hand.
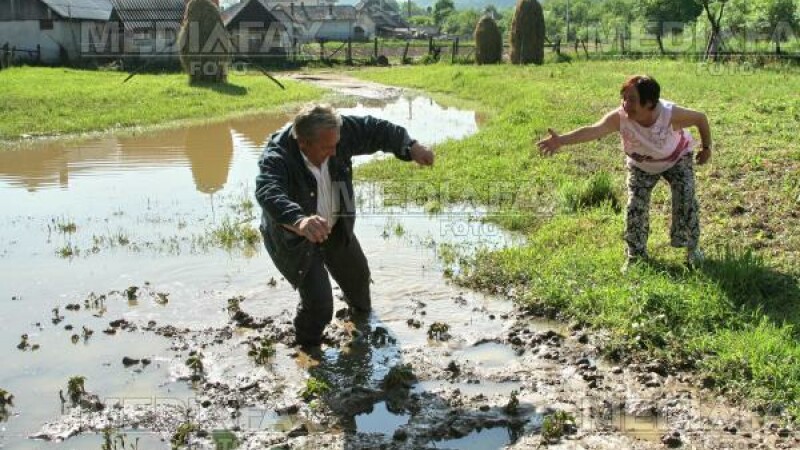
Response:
[410,142,434,166]
[696,147,712,165]
[295,215,330,243]
[537,128,562,156]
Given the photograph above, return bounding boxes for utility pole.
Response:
[408,0,411,37]
[566,0,570,43]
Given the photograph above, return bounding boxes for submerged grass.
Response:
[0,67,323,142]
[352,61,800,415]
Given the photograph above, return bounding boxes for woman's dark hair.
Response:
[620,75,660,110]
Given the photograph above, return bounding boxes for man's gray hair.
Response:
[291,104,343,141]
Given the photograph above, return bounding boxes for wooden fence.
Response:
[0,43,42,71]
[242,35,799,67]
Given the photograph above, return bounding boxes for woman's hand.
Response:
[696,146,712,165]
[537,128,562,156]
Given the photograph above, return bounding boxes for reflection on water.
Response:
[456,342,521,370]
[355,401,409,434]
[0,95,478,194]
[0,95,486,450]
[434,426,522,450]
[0,118,278,194]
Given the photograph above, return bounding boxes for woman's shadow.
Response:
[698,249,800,331]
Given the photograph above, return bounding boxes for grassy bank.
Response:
[352,61,800,415]
[0,67,323,141]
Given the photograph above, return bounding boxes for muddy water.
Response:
[2,83,778,450]
[0,95,511,449]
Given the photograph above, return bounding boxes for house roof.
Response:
[40,0,113,21]
[110,0,185,30]
[274,4,357,23]
[220,0,248,24]
[354,0,399,14]
[370,10,406,29]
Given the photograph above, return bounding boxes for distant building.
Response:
[272,3,357,42]
[0,0,113,63]
[354,0,410,38]
[103,0,187,61]
[221,0,289,59]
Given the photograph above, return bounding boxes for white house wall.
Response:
[313,21,353,41]
[355,14,375,39]
[0,20,84,63]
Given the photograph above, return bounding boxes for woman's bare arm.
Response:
[538,110,620,156]
[671,105,712,164]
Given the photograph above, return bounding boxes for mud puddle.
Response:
[2,77,798,450]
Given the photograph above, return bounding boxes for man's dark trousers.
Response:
[294,221,371,346]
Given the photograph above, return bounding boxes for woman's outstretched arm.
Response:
[537,109,621,156]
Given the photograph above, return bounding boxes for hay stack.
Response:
[509,0,545,65]
[178,0,232,84]
[474,15,502,65]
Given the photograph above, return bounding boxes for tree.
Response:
[600,0,637,53]
[697,0,730,60]
[443,9,482,36]
[433,0,455,26]
[640,0,703,54]
[758,0,797,54]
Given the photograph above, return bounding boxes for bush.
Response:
[558,171,619,212]
[475,15,503,65]
[509,0,545,65]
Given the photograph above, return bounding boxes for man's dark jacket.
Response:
[255,115,413,287]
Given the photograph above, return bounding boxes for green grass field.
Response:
[352,60,800,415]
[0,67,323,141]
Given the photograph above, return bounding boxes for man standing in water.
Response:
[256,104,434,348]
[537,75,712,271]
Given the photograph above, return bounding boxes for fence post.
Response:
[346,39,352,65]
[428,36,433,56]
[11,46,16,67]
[373,37,378,60]
[451,38,457,63]
[0,43,7,69]
[36,44,41,63]
[402,40,410,64]
[319,40,325,63]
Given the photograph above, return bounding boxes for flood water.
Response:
[0,94,523,448]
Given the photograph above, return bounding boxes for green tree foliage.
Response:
[443,9,482,36]
[759,0,798,52]
[640,0,703,53]
[510,0,546,64]
[475,15,503,64]
[410,15,435,26]
[433,0,455,25]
